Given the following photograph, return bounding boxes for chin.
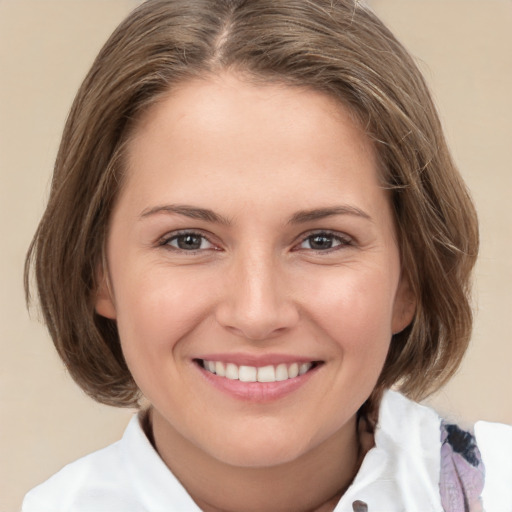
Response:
[205,428,317,469]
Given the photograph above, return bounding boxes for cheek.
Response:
[302,265,397,357]
[113,269,214,363]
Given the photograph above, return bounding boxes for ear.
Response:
[95,263,117,320]
[391,274,416,335]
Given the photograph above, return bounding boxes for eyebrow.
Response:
[287,206,372,224]
[139,204,232,225]
[139,203,372,225]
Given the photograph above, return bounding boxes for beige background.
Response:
[1,1,511,510]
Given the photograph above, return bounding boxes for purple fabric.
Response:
[439,422,485,512]
[350,421,485,511]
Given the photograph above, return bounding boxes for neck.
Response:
[149,409,368,512]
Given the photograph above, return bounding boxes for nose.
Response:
[215,249,300,341]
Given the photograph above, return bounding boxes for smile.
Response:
[198,359,315,383]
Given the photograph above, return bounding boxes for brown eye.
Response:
[299,232,351,251]
[165,233,214,251]
[308,234,335,250]
[176,234,202,250]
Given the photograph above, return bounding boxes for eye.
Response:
[161,231,216,252]
[298,231,352,251]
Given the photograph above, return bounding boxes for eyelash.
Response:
[157,230,353,254]
[295,231,353,253]
[157,230,217,254]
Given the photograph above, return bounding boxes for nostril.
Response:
[215,304,300,342]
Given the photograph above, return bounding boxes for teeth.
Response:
[201,360,314,382]
[225,363,239,380]
[257,365,276,383]
[275,363,289,381]
[299,363,311,375]
[239,365,257,382]
[288,363,299,379]
[215,361,226,377]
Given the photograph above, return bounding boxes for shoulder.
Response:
[339,391,445,509]
[22,413,202,512]
[351,391,511,511]
[22,417,143,512]
[474,420,512,510]
[21,441,139,512]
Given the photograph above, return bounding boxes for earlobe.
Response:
[95,264,117,320]
[392,275,416,335]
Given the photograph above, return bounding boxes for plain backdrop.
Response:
[1,1,511,510]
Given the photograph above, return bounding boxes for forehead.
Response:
[121,72,383,216]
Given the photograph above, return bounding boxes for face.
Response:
[96,73,414,468]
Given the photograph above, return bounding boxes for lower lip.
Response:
[196,362,321,403]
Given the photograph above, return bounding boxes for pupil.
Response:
[178,234,201,250]
[311,234,332,249]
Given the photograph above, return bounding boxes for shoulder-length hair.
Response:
[26,0,478,407]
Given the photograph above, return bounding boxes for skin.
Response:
[96,72,415,512]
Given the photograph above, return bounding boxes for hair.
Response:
[25,0,478,408]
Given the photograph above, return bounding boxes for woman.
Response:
[22,0,511,510]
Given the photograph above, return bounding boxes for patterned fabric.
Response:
[439,422,485,512]
[350,421,486,512]
[352,500,368,511]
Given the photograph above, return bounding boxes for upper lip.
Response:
[194,353,320,367]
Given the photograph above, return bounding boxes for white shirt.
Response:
[22,391,512,511]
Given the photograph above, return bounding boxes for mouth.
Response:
[193,353,324,401]
[196,359,320,383]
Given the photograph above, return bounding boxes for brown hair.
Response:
[25,0,478,407]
